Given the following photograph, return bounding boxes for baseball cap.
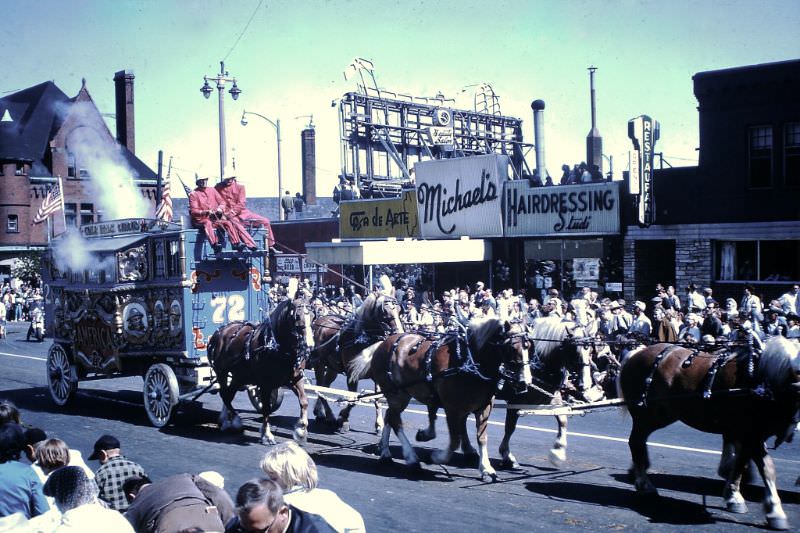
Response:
[88,434,120,460]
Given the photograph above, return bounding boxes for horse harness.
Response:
[382,324,524,395]
[638,341,766,407]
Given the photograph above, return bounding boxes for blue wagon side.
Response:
[42,218,271,426]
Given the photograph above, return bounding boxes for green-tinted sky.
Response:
[3,0,799,196]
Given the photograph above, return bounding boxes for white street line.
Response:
[0,352,45,362]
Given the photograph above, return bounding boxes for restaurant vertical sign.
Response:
[627,115,660,227]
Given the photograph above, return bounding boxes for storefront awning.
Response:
[305,238,491,266]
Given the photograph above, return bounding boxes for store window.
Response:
[64,203,77,228]
[6,214,18,233]
[522,238,612,301]
[80,203,94,226]
[715,240,799,282]
[785,122,800,187]
[748,126,772,188]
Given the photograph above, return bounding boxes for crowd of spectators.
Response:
[0,399,362,532]
[1,281,43,324]
[273,273,800,348]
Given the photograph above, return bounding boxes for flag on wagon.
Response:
[155,176,173,222]
[32,181,63,224]
[177,175,193,197]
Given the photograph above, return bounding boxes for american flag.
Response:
[178,175,193,197]
[32,182,63,224]
[155,177,173,221]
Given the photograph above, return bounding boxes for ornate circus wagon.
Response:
[41,218,272,427]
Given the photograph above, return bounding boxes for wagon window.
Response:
[154,241,166,279]
[166,239,181,278]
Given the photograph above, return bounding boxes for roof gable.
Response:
[0,81,71,162]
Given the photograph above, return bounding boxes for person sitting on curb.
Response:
[89,435,146,512]
[260,442,365,533]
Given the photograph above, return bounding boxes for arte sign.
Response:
[504,181,620,236]
[339,191,419,239]
[627,115,660,227]
[415,154,505,239]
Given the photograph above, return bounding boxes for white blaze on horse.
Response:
[311,275,403,433]
[349,317,532,481]
[618,336,800,531]
[207,278,316,445]
[497,316,596,469]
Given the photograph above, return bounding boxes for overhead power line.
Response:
[223,0,264,62]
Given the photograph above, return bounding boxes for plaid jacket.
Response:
[95,455,146,511]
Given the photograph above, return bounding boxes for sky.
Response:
[2,0,799,198]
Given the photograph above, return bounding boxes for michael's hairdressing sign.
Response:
[415,154,505,239]
[504,181,620,236]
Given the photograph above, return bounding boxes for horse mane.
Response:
[267,299,293,345]
[756,336,800,391]
[530,316,582,360]
[467,317,503,353]
[354,293,383,327]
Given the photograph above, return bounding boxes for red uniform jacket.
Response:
[189,186,227,225]
[215,180,274,246]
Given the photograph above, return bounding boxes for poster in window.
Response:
[573,258,600,281]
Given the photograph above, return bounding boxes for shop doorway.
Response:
[634,240,675,297]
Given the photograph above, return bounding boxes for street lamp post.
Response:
[201,61,242,181]
[241,110,283,220]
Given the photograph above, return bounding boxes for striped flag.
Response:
[32,182,63,224]
[155,176,173,221]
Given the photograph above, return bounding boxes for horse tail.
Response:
[207,329,220,366]
[348,340,384,381]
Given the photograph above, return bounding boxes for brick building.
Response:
[624,59,800,303]
[0,70,157,266]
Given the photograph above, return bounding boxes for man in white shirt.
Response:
[780,284,800,316]
[629,301,652,338]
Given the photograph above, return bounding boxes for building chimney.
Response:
[531,99,548,180]
[301,126,316,204]
[586,66,603,173]
[114,70,135,154]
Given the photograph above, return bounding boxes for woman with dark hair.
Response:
[0,423,49,520]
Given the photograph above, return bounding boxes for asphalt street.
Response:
[1,323,798,532]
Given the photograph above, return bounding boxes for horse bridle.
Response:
[494,322,533,394]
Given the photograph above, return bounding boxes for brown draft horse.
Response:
[207,288,316,445]
[311,292,403,432]
[618,336,800,530]
[496,316,596,469]
[349,317,532,481]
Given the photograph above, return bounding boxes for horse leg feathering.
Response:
[292,376,308,445]
[548,414,568,467]
[499,408,520,470]
[475,404,498,482]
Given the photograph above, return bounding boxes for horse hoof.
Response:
[766,516,789,531]
[481,471,498,483]
[374,424,383,436]
[378,455,393,465]
[726,501,748,514]
[293,429,308,445]
[407,460,422,471]
[500,458,520,470]
[415,429,434,442]
[548,448,566,467]
[261,437,277,445]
